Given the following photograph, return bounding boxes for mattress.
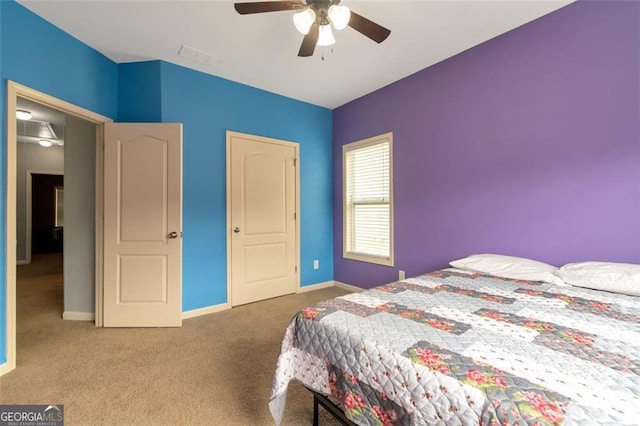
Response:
[269,269,640,425]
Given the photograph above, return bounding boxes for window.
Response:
[343,132,393,266]
[54,186,64,227]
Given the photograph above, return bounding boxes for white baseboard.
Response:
[298,280,363,294]
[16,259,29,265]
[297,280,335,293]
[0,361,15,377]
[62,311,95,321]
[182,303,229,320]
[61,282,361,324]
[334,281,363,293]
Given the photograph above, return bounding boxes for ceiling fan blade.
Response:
[298,24,319,57]
[234,1,300,15]
[348,11,391,44]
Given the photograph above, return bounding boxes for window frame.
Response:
[342,132,394,267]
[54,185,64,227]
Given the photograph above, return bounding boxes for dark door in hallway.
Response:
[32,173,64,254]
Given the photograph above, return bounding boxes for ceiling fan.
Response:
[234,0,391,57]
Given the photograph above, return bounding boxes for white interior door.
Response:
[103,123,182,327]
[228,131,298,306]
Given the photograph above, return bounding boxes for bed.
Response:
[269,268,640,425]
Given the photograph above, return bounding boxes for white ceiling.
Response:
[18,0,574,109]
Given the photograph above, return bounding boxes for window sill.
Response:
[343,252,394,267]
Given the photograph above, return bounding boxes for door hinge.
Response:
[295,265,298,273]
[293,158,297,167]
[293,212,296,220]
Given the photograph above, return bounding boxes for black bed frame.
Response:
[307,388,358,426]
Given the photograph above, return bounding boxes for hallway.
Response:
[16,253,64,365]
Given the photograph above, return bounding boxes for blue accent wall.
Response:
[0,2,334,364]
[159,62,333,311]
[0,0,118,367]
[1,2,118,119]
[118,61,162,122]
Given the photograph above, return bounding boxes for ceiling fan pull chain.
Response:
[321,45,335,61]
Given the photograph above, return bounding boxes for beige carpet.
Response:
[0,253,349,425]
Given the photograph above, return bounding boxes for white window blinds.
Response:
[343,133,393,266]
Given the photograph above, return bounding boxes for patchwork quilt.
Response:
[269,269,640,425]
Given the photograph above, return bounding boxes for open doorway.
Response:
[13,93,99,368]
[16,95,98,319]
[16,99,66,339]
[16,98,66,266]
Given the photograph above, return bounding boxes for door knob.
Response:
[233,227,240,233]
[168,231,179,239]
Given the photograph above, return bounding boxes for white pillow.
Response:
[449,254,567,286]
[555,262,640,296]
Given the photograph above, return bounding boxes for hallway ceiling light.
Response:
[39,140,52,147]
[16,109,32,120]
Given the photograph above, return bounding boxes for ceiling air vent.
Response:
[17,120,58,140]
[178,45,222,67]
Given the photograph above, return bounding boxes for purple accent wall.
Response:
[333,0,640,288]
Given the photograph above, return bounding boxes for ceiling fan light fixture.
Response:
[16,109,32,120]
[328,5,350,30]
[293,8,316,35]
[317,24,335,47]
[39,140,53,148]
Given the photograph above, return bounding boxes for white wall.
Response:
[63,115,96,315]
[16,142,64,262]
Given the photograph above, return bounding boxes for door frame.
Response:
[2,81,112,375]
[24,170,64,265]
[225,130,300,307]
